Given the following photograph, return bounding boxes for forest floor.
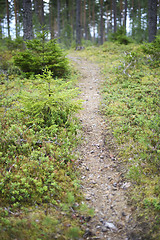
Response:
[68,53,138,240]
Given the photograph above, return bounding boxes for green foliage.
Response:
[141,35,160,67]
[0,50,21,81]
[61,24,73,49]
[0,69,82,205]
[76,42,160,238]
[67,227,81,239]
[18,69,81,128]
[0,37,24,51]
[0,66,87,239]
[0,50,12,71]
[109,27,133,45]
[14,30,70,78]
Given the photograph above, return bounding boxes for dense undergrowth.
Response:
[76,38,160,239]
[0,38,93,239]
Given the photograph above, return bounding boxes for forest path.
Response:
[68,53,133,240]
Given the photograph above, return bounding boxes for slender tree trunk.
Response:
[148,0,157,42]
[57,0,61,42]
[124,0,127,30]
[76,0,81,47]
[138,0,141,31]
[84,0,87,40]
[120,0,123,26]
[81,0,83,38]
[88,0,91,40]
[113,0,117,33]
[100,0,104,45]
[6,0,10,38]
[49,0,54,39]
[71,2,75,40]
[23,0,33,40]
[0,19,2,39]
[40,0,44,26]
[110,0,112,32]
[106,4,110,40]
[14,0,18,37]
[131,0,135,37]
[92,0,95,42]
[66,0,69,22]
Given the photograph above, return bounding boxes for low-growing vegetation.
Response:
[0,37,93,239]
[76,38,160,239]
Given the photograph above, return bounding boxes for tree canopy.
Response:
[0,0,159,46]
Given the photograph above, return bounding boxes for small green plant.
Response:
[67,227,81,239]
[14,30,70,77]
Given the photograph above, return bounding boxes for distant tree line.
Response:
[0,0,159,46]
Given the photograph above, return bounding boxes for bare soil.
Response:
[69,53,136,240]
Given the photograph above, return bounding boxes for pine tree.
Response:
[148,0,157,42]
[23,0,33,40]
[76,0,81,47]
[14,30,69,77]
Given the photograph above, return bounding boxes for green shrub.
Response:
[0,37,24,51]
[14,30,70,77]
[0,69,82,206]
[109,26,133,45]
[0,51,12,71]
[141,35,160,66]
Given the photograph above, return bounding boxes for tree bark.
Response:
[6,0,10,38]
[120,0,123,26]
[49,0,54,39]
[92,0,95,42]
[148,0,157,42]
[14,0,18,37]
[84,0,87,40]
[23,0,33,40]
[0,19,2,39]
[100,0,104,45]
[124,0,127,30]
[112,0,117,33]
[57,0,61,42]
[76,0,81,47]
[110,0,112,32]
[40,0,45,26]
[88,0,91,40]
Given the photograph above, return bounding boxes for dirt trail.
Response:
[69,54,133,240]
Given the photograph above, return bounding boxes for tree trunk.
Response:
[23,0,33,40]
[57,0,61,42]
[131,0,135,37]
[88,0,91,40]
[6,0,10,38]
[110,0,112,32]
[124,0,127,30]
[148,0,157,42]
[120,0,123,26]
[100,0,104,45]
[49,0,54,39]
[113,0,117,33]
[92,0,95,42]
[40,0,45,26]
[106,4,110,40]
[138,0,141,32]
[14,0,18,38]
[0,19,2,39]
[84,0,87,39]
[76,0,81,47]
[66,0,69,22]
